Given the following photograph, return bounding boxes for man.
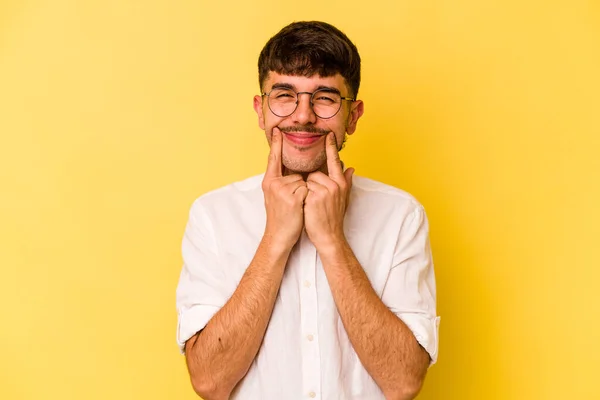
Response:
[176,21,440,400]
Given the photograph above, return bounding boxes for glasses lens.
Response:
[268,88,297,117]
[312,90,342,119]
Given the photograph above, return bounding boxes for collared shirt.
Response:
[176,173,440,399]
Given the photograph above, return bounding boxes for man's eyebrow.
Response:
[271,82,296,90]
[314,85,342,95]
[269,83,344,95]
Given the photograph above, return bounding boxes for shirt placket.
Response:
[299,229,321,399]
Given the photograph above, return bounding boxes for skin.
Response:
[184,72,429,400]
[253,72,364,178]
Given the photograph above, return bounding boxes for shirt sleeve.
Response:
[381,205,441,365]
[175,200,229,354]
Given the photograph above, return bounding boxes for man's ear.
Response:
[346,100,364,135]
[253,95,265,130]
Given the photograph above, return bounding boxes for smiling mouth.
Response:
[283,133,324,146]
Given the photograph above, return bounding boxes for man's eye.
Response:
[274,91,295,99]
[316,96,334,102]
[314,94,338,103]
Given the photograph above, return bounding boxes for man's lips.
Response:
[283,132,324,146]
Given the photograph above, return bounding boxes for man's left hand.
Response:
[304,133,354,248]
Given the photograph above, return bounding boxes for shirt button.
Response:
[309,392,316,398]
[307,334,314,341]
[304,280,311,288]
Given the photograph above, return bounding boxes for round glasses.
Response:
[261,88,355,119]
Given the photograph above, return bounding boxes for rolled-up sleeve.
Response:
[381,205,440,365]
[175,200,228,354]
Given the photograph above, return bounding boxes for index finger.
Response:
[266,126,283,177]
[325,132,344,181]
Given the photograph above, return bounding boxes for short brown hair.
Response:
[258,21,361,97]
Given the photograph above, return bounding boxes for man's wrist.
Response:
[314,233,350,262]
[260,233,294,260]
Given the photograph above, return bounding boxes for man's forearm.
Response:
[185,237,291,400]
[318,240,430,400]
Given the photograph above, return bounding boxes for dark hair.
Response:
[258,21,361,97]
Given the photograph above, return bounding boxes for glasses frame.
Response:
[261,89,356,119]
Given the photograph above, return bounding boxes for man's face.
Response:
[253,72,364,175]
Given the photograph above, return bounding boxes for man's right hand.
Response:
[261,127,308,250]
[184,127,306,400]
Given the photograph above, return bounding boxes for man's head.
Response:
[253,21,364,175]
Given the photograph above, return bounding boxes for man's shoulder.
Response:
[352,175,424,210]
[188,173,265,215]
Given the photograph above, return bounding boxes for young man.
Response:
[176,21,440,400]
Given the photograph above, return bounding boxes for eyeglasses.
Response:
[261,88,355,119]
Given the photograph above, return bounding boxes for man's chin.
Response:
[282,162,323,176]
[282,154,327,175]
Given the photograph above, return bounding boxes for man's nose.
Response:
[291,93,317,125]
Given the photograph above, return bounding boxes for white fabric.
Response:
[176,173,440,399]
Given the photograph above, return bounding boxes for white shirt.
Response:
[176,173,440,399]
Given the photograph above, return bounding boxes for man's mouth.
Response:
[283,132,324,146]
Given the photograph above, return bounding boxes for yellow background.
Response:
[1,1,599,399]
